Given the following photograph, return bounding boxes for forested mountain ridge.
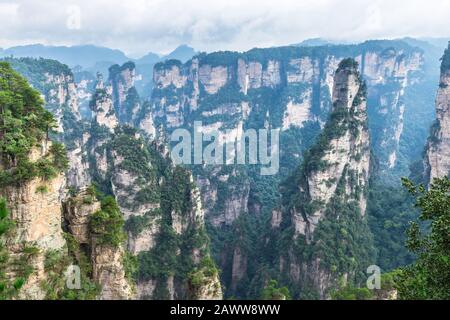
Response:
[145,39,436,298]
[0,38,449,300]
[0,57,221,299]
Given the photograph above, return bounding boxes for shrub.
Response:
[89,196,126,247]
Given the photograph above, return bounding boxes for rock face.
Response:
[0,142,66,299]
[425,43,450,183]
[64,189,101,244]
[63,189,134,300]
[274,59,374,299]
[365,50,423,174]
[1,58,220,301]
[148,42,423,223]
[91,239,134,300]
[77,64,222,300]
[293,59,371,237]
[145,40,423,297]
[109,62,140,124]
[91,76,119,132]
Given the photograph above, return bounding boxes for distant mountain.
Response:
[161,45,197,63]
[134,51,160,65]
[0,43,198,71]
[293,38,332,47]
[418,37,450,50]
[0,44,130,69]
[132,45,197,98]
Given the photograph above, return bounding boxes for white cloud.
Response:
[0,0,449,56]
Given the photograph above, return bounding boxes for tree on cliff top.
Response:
[0,62,68,187]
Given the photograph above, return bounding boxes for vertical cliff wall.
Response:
[425,43,450,183]
[144,40,424,297]
[273,59,374,299]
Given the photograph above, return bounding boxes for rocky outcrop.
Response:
[274,59,374,299]
[365,50,423,172]
[64,188,101,244]
[295,59,370,236]
[66,132,92,189]
[425,43,450,183]
[64,189,134,300]
[84,118,221,300]
[109,62,140,124]
[0,142,66,299]
[147,41,424,298]
[230,247,247,292]
[150,41,423,226]
[91,239,134,300]
[45,72,81,128]
[91,77,119,132]
[187,259,223,300]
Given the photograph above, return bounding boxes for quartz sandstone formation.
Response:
[425,44,450,183]
[0,142,66,299]
[274,59,373,299]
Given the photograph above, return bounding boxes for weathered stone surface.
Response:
[199,65,228,94]
[1,142,66,299]
[91,239,134,300]
[64,189,101,244]
[425,48,450,183]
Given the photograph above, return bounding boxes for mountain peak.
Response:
[337,58,359,72]
[163,45,197,63]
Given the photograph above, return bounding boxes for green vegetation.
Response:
[35,185,49,194]
[260,280,291,300]
[338,58,360,70]
[89,196,126,247]
[367,183,418,271]
[331,285,373,300]
[154,59,183,72]
[188,257,221,298]
[124,214,150,237]
[0,62,68,188]
[2,57,72,95]
[0,198,40,299]
[123,251,138,283]
[136,166,214,299]
[41,233,99,300]
[395,177,450,300]
[330,271,400,300]
[0,198,17,299]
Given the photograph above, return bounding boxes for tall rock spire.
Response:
[289,58,371,238]
[90,73,119,132]
[425,43,450,184]
[274,58,374,299]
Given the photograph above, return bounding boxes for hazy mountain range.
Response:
[0,43,197,69]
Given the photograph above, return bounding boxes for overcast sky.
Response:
[1,0,450,57]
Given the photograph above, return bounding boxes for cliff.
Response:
[64,189,134,300]
[72,63,223,300]
[109,62,140,125]
[144,40,423,297]
[0,62,133,300]
[425,43,450,183]
[272,59,375,299]
[0,150,66,299]
[5,57,91,190]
